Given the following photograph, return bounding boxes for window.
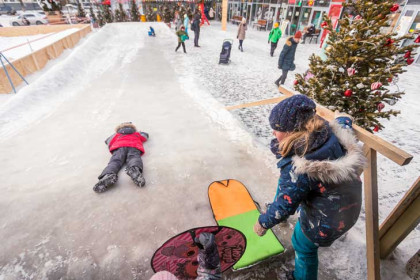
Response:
[409,11,420,33]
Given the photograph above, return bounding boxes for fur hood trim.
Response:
[292,121,366,184]
[115,122,137,133]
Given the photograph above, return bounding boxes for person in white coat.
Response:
[183,14,189,35]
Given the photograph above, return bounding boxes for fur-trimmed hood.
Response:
[292,120,366,184]
[115,122,137,134]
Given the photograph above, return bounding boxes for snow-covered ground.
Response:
[0,28,80,62]
[0,22,418,279]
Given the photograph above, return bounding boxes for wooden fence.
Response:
[0,24,89,37]
[0,25,91,94]
[226,86,419,280]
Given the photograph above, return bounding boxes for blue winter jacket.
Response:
[259,117,365,246]
[278,37,298,71]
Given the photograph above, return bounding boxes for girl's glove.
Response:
[194,232,220,270]
[254,220,267,236]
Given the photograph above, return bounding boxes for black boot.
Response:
[93,173,118,193]
[126,166,146,187]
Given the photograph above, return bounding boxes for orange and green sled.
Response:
[208,179,284,270]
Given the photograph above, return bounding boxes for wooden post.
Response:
[222,0,228,31]
[364,146,381,280]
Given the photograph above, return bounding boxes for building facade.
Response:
[223,0,331,34]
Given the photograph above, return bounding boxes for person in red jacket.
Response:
[94,122,149,193]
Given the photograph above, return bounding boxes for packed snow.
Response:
[0,28,80,62]
[0,22,419,279]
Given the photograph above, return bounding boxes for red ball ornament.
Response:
[404,51,411,58]
[321,21,328,29]
[415,35,420,44]
[387,77,392,83]
[377,102,385,112]
[354,15,362,21]
[373,126,379,132]
[384,38,394,47]
[390,3,399,12]
[344,89,353,97]
[347,67,356,76]
[293,79,298,85]
[407,58,414,65]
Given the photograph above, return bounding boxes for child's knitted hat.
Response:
[269,95,316,132]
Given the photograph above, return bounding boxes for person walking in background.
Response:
[175,26,189,53]
[237,18,247,52]
[268,22,282,57]
[302,23,316,44]
[191,10,201,47]
[209,7,215,20]
[254,95,364,280]
[275,31,301,86]
[183,14,190,36]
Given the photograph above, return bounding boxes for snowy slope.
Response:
[160,21,419,280]
[0,21,418,280]
[0,23,286,279]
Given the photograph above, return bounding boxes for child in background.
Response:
[175,26,189,54]
[94,122,149,193]
[268,22,282,57]
[254,95,365,280]
[149,26,156,37]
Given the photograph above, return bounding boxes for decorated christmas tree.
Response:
[89,6,97,22]
[103,3,114,23]
[77,1,86,18]
[294,0,420,132]
[130,0,140,22]
[96,4,105,26]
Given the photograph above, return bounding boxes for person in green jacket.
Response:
[268,22,282,57]
[175,26,189,53]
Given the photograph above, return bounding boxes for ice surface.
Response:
[0,21,418,279]
[0,23,281,279]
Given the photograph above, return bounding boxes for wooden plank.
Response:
[225,96,288,110]
[226,86,413,166]
[379,196,420,259]
[379,177,420,259]
[364,147,381,280]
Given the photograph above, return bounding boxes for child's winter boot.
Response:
[126,166,146,187]
[93,173,118,193]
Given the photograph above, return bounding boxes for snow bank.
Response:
[0,24,143,139]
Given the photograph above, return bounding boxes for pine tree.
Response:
[294,0,419,132]
[114,8,121,22]
[77,0,86,18]
[89,5,96,22]
[118,3,127,22]
[103,3,114,23]
[96,4,105,26]
[130,0,139,22]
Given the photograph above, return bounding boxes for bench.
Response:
[304,28,321,44]
[253,19,267,31]
[231,15,242,25]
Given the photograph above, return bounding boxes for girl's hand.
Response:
[254,220,267,236]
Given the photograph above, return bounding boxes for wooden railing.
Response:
[226,86,419,280]
[0,25,92,94]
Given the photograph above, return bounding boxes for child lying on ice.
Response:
[94,122,149,193]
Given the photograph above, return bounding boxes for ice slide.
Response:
[0,23,286,279]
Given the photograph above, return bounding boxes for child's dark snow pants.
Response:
[292,221,319,280]
[99,147,143,179]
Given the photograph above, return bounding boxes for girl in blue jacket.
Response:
[254,95,365,280]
